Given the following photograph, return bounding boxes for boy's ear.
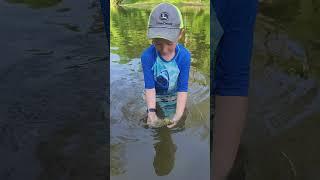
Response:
[178,29,185,43]
[178,29,185,40]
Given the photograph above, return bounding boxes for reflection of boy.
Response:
[153,128,177,176]
[141,3,191,128]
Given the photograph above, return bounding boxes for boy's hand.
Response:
[147,112,159,126]
[167,114,182,128]
[167,120,178,128]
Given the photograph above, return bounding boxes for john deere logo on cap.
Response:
[159,12,169,21]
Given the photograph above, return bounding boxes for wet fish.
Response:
[149,118,173,128]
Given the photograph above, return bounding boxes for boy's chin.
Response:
[160,52,174,57]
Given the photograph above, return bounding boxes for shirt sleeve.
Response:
[141,52,155,89]
[177,50,191,92]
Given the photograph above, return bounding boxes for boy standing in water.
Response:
[141,3,191,128]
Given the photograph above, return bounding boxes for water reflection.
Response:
[246,0,320,138]
[150,112,189,176]
[238,0,320,179]
[1,0,107,179]
[152,127,177,176]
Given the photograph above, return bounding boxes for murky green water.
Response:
[1,0,107,179]
[242,0,320,179]
[110,5,210,180]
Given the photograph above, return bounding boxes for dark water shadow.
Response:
[152,127,177,176]
[151,110,188,176]
[137,110,189,176]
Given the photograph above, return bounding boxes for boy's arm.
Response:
[145,88,157,119]
[167,92,188,128]
[141,51,158,123]
[141,52,155,90]
[168,51,191,128]
[145,89,156,109]
[173,92,187,120]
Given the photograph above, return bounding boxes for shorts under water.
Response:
[142,91,177,118]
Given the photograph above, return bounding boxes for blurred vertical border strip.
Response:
[100,0,110,46]
[210,1,214,179]
[98,0,110,179]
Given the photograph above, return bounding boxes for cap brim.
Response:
[147,28,180,42]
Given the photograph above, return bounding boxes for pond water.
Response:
[241,0,320,179]
[0,0,107,179]
[110,5,210,180]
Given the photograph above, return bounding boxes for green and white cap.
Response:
[147,3,184,43]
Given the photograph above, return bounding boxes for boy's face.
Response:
[152,38,177,57]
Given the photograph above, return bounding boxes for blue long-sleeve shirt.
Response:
[213,0,258,96]
[141,44,191,94]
